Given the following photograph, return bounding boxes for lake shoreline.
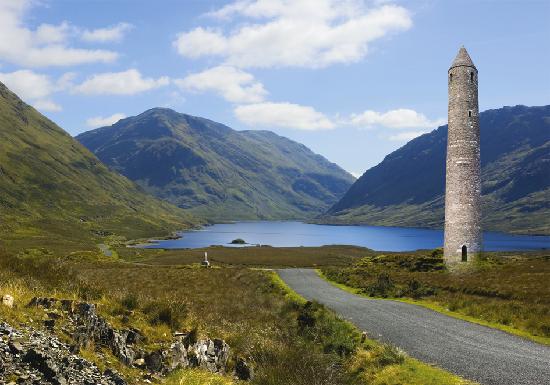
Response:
[135,221,550,252]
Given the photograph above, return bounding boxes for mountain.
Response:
[324,105,550,235]
[0,82,196,251]
[76,108,355,221]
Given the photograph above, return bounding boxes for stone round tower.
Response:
[444,46,482,264]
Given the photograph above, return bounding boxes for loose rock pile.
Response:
[27,297,233,376]
[0,322,126,385]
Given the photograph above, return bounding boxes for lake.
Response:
[141,221,550,251]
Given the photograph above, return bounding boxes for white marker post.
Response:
[202,251,210,268]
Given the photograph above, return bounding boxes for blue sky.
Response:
[0,0,548,176]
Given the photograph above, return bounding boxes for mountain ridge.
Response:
[77,108,355,221]
[323,105,550,235]
[0,82,197,252]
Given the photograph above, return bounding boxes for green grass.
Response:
[269,270,307,305]
[0,82,199,257]
[274,271,475,385]
[319,252,550,345]
[164,369,236,385]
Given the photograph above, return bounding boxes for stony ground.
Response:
[0,322,126,385]
[0,296,237,385]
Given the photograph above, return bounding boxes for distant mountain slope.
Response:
[0,82,196,251]
[324,105,550,234]
[77,108,354,221]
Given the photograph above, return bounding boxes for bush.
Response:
[121,293,139,311]
[145,300,188,330]
[372,344,406,367]
[406,279,435,299]
[297,301,317,329]
[230,238,246,244]
[366,273,394,297]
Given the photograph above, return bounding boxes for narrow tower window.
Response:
[449,73,453,82]
[468,110,472,117]
[462,245,468,262]
[470,72,474,82]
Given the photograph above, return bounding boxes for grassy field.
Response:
[0,245,474,385]
[117,244,374,267]
[116,244,550,344]
[320,250,550,345]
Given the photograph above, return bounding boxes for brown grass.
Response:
[117,245,373,267]
[0,245,473,385]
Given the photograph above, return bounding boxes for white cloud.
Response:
[57,72,77,89]
[35,22,71,44]
[233,103,443,133]
[0,1,117,67]
[33,99,62,112]
[86,113,126,128]
[174,0,412,69]
[0,69,68,112]
[235,102,335,130]
[73,69,170,95]
[81,23,133,43]
[350,171,363,178]
[0,70,56,100]
[388,130,428,141]
[351,108,445,129]
[175,66,267,103]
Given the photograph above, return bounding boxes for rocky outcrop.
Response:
[27,297,232,376]
[0,322,126,385]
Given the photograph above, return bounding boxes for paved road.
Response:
[278,269,550,385]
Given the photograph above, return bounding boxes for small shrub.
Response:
[405,279,435,299]
[366,273,394,297]
[145,300,188,330]
[185,327,198,345]
[431,248,443,258]
[297,301,317,329]
[372,344,406,367]
[121,293,139,311]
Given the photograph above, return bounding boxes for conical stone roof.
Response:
[449,46,476,70]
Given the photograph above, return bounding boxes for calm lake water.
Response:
[142,221,550,252]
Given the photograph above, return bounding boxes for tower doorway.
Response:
[461,245,468,262]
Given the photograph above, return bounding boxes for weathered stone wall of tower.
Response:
[444,51,482,263]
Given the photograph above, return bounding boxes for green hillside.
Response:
[77,108,355,221]
[324,105,550,235]
[0,82,196,252]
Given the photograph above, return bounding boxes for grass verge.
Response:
[273,271,476,385]
[164,369,236,385]
[317,251,550,346]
